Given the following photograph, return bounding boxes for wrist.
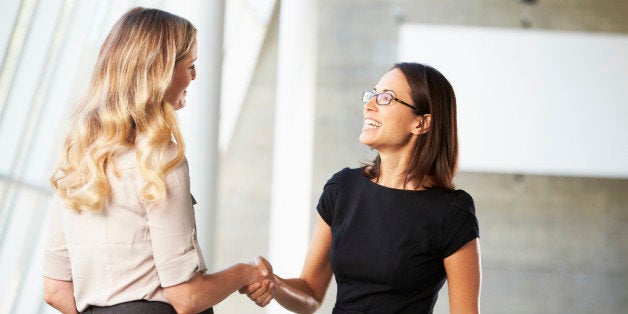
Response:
[245,263,258,283]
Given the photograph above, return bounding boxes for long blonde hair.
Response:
[51,7,197,212]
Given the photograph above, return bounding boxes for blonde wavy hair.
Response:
[51,7,197,212]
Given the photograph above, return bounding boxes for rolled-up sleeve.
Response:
[146,158,207,287]
[43,195,72,281]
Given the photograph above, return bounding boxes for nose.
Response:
[191,69,197,81]
[363,96,378,114]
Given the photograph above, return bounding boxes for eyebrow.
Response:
[373,87,397,95]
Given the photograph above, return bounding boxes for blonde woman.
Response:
[43,7,266,314]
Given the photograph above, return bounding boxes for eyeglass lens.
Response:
[363,91,393,105]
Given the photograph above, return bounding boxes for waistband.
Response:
[81,300,214,314]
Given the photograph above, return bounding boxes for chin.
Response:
[359,134,374,146]
[173,99,186,110]
[358,136,373,146]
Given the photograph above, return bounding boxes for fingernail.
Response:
[252,283,260,289]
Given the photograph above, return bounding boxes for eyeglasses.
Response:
[362,90,417,112]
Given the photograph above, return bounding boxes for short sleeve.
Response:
[145,158,207,287]
[441,191,479,258]
[316,168,348,226]
[43,194,72,281]
[316,183,338,226]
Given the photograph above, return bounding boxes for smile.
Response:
[363,118,382,130]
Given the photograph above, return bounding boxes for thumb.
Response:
[253,256,269,276]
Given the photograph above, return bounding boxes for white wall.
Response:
[399,24,628,178]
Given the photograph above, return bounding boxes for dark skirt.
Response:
[81,300,214,314]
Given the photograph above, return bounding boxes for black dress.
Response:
[317,168,479,314]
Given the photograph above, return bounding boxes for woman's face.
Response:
[359,68,420,152]
[165,41,197,110]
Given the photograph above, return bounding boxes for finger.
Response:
[259,291,274,307]
[238,282,260,294]
[255,282,274,307]
[248,284,269,300]
[252,280,273,303]
[255,291,271,307]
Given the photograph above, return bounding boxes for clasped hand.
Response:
[242,256,275,307]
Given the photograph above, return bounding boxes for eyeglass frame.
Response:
[362,90,419,113]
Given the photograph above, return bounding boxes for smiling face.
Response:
[359,68,423,153]
[165,40,197,110]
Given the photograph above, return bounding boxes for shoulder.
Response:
[447,190,475,213]
[325,167,362,186]
[440,189,478,227]
[439,189,479,256]
[317,167,360,225]
[166,154,190,182]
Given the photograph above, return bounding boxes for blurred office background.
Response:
[0,0,627,313]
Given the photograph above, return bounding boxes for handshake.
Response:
[235,253,326,313]
[241,256,277,307]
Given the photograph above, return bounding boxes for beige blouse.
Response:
[43,149,206,312]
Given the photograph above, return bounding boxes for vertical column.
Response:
[268,0,317,312]
[173,0,224,270]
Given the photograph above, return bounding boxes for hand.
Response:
[240,256,275,307]
[251,256,270,281]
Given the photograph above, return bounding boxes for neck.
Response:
[376,151,423,190]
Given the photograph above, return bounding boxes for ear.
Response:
[411,114,431,135]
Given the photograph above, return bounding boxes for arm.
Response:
[43,196,77,313]
[43,277,78,314]
[243,214,334,313]
[164,260,267,314]
[443,238,481,314]
[146,159,268,313]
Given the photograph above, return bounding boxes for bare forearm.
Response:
[273,277,322,314]
[43,278,78,314]
[165,263,259,313]
[445,239,481,314]
[48,300,79,314]
[199,263,257,307]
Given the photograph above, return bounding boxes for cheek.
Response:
[387,112,417,134]
[172,68,192,90]
[181,73,192,88]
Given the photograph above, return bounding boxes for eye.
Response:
[379,93,393,102]
[188,64,196,71]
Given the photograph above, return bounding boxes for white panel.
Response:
[268,2,317,309]
[0,0,64,174]
[0,0,21,64]
[163,0,225,267]
[0,188,44,312]
[399,25,628,178]
[219,0,275,153]
[12,195,50,314]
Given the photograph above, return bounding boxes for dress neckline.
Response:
[358,167,436,193]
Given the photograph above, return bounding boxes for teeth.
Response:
[364,118,382,127]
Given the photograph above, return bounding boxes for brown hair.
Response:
[364,62,458,190]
